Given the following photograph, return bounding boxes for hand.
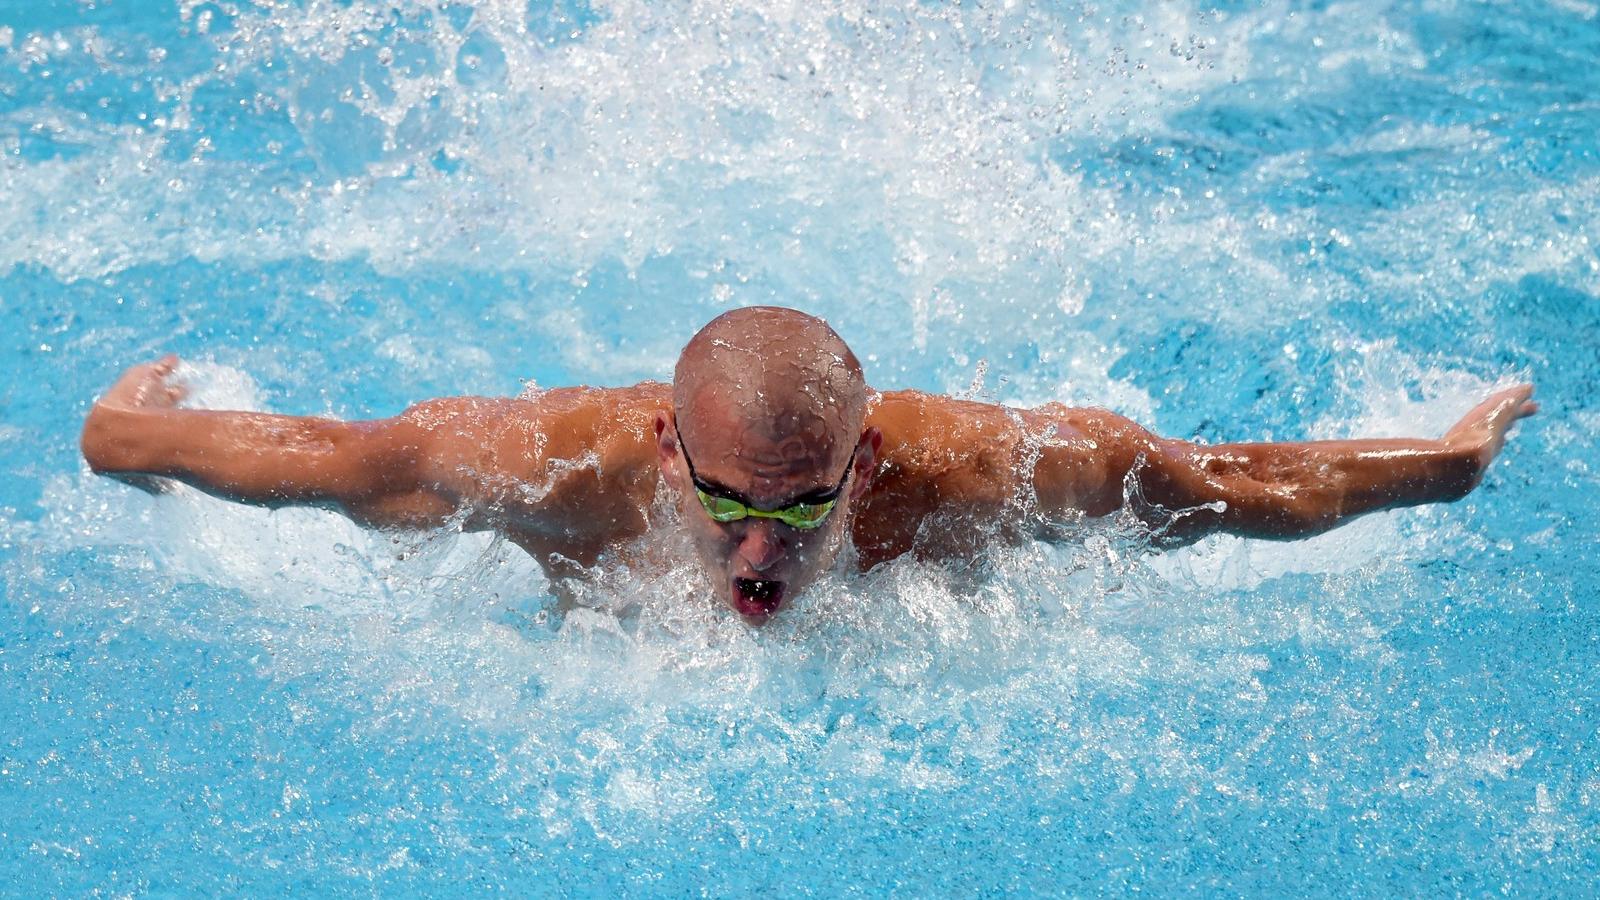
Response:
[1442,384,1538,483]
[94,355,189,411]
[84,355,189,495]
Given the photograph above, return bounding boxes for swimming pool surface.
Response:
[2,0,1597,893]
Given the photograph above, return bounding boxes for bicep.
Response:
[352,397,532,528]
[1028,406,1162,519]
[1027,407,1252,543]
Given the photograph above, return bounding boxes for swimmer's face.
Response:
[654,408,879,625]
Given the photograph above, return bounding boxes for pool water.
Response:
[3,0,1598,893]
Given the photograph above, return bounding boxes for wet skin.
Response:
[655,406,880,625]
[80,354,1536,624]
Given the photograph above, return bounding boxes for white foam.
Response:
[12,1,1578,857]
[0,0,1237,302]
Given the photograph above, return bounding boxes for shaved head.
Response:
[672,307,868,464]
[659,306,879,623]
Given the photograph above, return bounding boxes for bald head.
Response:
[673,307,867,462]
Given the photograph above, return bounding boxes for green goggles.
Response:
[679,437,855,530]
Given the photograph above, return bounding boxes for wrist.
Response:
[1432,441,1486,502]
[81,403,168,474]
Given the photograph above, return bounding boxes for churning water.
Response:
[2,0,1597,893]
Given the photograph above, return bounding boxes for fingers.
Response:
[1480,384,1535,422]
[148,360,189,408]
[163,377,190,406]
[1514,383,1537,419]
[1442,382,1537,447]
[120,356,176,385]
[1497,384,1536,421]
[1488,383,1532,406]
[100,354,188,410]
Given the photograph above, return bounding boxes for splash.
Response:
[31,357,1454,831]
[3,0,1596,891]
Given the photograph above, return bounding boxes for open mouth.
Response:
[731,577,786,619]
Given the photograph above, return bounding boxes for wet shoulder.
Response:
[853,390,1036,566]
[867,390,1028,480]
[486,383,669,551]
[497,381,668,471]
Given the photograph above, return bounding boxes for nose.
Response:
[737,519,786,572]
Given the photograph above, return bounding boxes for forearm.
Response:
[1144,436,1482,541]
[81,404,400,505]
[1027,404,1489,544]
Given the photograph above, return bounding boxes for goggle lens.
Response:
[694,488,838,530]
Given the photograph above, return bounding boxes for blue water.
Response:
[3,0,1598,893]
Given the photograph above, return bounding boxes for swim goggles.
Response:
[678,434,856,530]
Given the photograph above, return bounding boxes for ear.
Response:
[848,427,882,500]
[654,410,680,481]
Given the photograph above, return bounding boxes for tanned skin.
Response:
[80,316,1536,623]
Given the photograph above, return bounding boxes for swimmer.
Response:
[80,307,1537,624]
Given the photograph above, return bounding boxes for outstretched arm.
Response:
[1032,386,1538,545]
[80,356,528,529]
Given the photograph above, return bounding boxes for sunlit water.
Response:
[2,0,1597,893]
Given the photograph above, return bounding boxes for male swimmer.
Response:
[81,307,1536,624]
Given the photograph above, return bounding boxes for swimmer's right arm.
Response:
[79,356,523,528]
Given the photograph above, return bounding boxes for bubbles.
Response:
[31,404,1434,823]
[10,0,1592,392]
[1,1,1248,329]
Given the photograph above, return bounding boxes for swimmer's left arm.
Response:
[1031,385,1537,544]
